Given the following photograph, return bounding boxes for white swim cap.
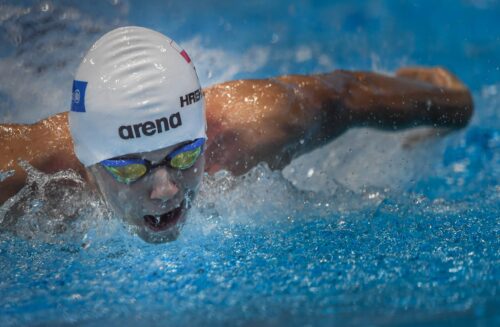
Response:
[69,26,206,167]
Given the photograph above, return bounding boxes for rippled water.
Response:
[0,0,499,326]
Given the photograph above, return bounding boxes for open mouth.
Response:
[143,200,185,232]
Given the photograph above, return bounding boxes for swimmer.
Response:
[0,27,473,242]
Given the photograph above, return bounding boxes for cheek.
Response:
[92,167,144,212]
[190,157,205,184]
[176,158,205,190]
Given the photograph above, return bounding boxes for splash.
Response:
[190,162,384,235]
[0,161,109,243]
[0,124,448,245]
[0,158,384,245]
[0,169,14,182]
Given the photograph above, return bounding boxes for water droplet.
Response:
[40,2,50,12]
[271,33,279,44]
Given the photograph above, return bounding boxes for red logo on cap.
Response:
[180,50,191,63]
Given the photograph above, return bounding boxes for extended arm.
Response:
[203,67,473,175]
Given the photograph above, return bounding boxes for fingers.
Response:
[395,66,467,91]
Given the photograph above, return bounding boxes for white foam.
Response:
[0,161,110,243]
[283,127,448,193]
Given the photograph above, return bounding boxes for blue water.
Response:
[0,0,499,326]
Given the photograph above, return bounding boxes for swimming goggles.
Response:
[100,138,205,184]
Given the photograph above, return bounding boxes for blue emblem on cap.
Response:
[71,80,87,112]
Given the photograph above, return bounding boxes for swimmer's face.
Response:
[87,142,204,243]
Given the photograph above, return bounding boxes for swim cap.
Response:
[69,26,206,167]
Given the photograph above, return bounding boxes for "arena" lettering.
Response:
[118,112,182,139]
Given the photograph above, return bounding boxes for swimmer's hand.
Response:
[342,67,473,130]
[394,67,473,148]
[395,66,467,91]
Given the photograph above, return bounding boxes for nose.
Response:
[149,168,179,201]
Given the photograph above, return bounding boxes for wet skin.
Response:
[0,67,474,242]
[87,142,205,243]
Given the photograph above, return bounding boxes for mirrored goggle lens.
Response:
[170,147,202,170]
[103,164,148,183]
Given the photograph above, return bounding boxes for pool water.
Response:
[0,0,499,326]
